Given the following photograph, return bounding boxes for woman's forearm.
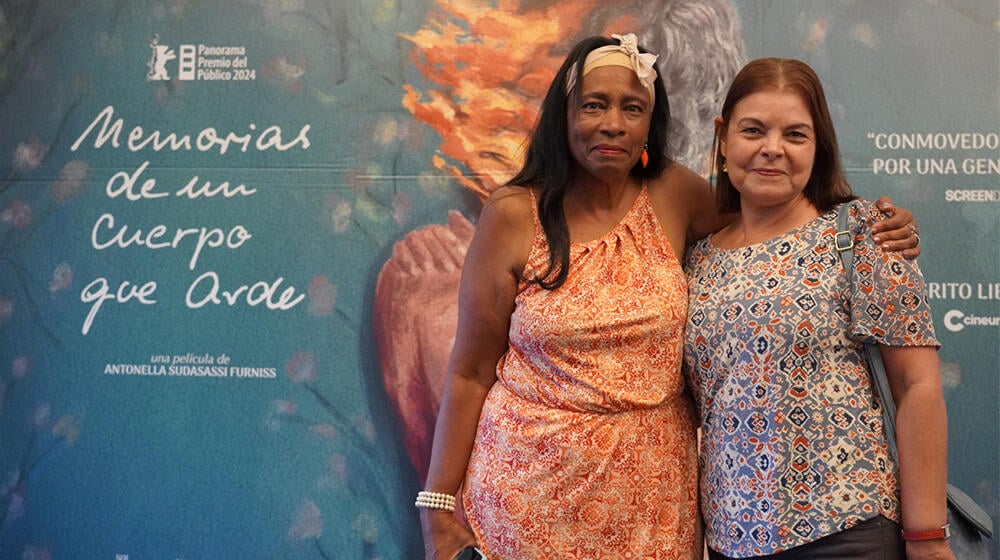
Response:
[879,345,954,559]
[894,380,949,531]
[424,373,494,494]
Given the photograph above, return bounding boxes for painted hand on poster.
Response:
[374,0,747,483]
[374,211,475,481]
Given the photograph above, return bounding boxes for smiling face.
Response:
[719,89,816,208]
[567,65,653,182]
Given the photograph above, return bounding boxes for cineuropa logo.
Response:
[943,309,1000,332]
[146,35,254,82]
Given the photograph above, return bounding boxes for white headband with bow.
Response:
[565,33,659,102]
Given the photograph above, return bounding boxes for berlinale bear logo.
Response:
[147,35,175,81]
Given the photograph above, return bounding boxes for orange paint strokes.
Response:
[402,0,605,198]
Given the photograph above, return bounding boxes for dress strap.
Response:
[526,187,543,239]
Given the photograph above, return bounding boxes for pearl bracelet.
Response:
[415,490,456,512]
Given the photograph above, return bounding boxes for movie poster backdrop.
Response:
[0,1,996,558]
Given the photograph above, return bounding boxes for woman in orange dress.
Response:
[415,34,920,560]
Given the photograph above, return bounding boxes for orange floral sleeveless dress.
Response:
[463,186,699,559]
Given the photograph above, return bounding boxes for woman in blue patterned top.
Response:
[682,58,954,560]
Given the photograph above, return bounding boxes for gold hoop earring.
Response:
[721,159,728,173]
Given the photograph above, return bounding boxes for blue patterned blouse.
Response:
[682,200,939,558]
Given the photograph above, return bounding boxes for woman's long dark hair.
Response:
[506,35,672,289]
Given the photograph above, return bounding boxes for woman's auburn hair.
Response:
[712,57,855,213]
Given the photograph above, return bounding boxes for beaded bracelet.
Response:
[414,490,456,512]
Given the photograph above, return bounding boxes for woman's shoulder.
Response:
[649,162,710,193]
[460,185,537,283]
[483,185,533,211]
[476,185,536,245]
[477,185,534,231]
[648,162,729,242]
[645,162,710,213]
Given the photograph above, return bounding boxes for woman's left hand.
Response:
[904,539,957,560]
[870,196,921,259]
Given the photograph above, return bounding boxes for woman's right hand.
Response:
[420,509,478,560]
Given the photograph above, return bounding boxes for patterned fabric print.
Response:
[465,187,700,559]
[682,200,938,558]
